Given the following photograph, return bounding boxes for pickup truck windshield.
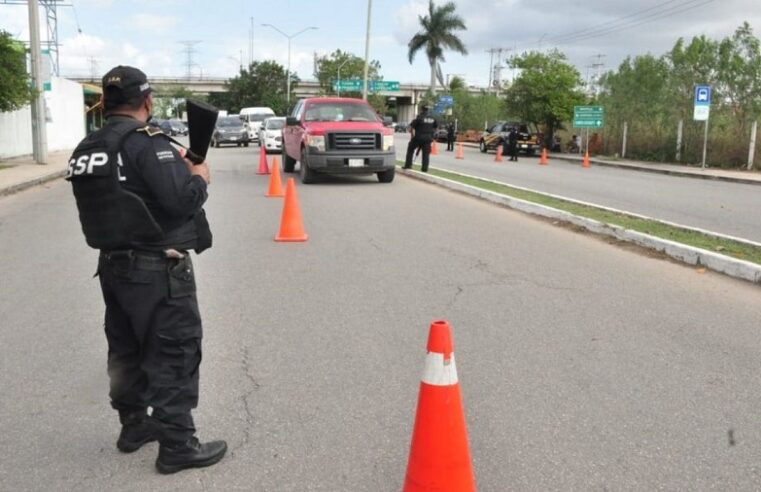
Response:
[304,103,380,123]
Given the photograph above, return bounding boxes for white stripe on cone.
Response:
[421,352,459,386]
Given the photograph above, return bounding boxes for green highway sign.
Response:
[332,79,364,92]
[369,80,400,92]
[573,105,604,128]
[332,80,400,93]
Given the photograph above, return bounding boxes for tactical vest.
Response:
[66,121,164,250]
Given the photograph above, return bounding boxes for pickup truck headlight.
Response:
[383,134,394,151]
[307,135,325,151]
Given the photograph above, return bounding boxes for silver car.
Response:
[257,117,285,154]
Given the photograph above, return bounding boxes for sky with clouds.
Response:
[1,0,759,88]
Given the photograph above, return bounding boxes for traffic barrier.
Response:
[403,320,475,492]
[494,145,503,162]
[256,146,270,175]
[582,151,590,168]
[265,156,284,197]
[431,141,439,156]
[539,148,549,165]
[455,143,464,160]
[275,178,308,242]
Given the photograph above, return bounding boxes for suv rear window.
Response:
[304,102,379,123]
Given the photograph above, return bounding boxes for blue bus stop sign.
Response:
[695,85,711,105]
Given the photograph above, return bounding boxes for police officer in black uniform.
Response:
[66,66,226,474]
[446,120,455,151]
[403,105,437,172]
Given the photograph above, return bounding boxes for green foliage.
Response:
[211,60,294,115]
[315,49,380,97]
[0,30,34,112]
[504,50,585,144]
[153,86,198,119]
[408,0,468,92]
[598,23,761,168]
[450,90,504,131]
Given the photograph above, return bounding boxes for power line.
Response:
[549,0,716,46]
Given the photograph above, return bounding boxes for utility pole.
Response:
[589,53,606,97]
[249,17,254,67]
[362,0,372,100]
[28,0,48,164]
[88,56,98,82]
[179,40,201,80]
[485,47,511,94]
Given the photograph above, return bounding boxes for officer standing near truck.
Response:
[403,104,438,172]
[66,65,226,474]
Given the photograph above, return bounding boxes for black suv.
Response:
[212,117,249,147]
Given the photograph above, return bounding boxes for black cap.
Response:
[102,65,152,104]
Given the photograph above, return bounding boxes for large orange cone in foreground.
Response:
[494,145,503,162]
[275,178,308,242]
[265,156,284,197]
[539,148,549,165]
[256,146,270,175]
[403,320,475,492]
[455,143,464,159]
[431,141,439,155]
[582,150,591,168]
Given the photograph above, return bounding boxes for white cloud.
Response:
[128,14,178,31]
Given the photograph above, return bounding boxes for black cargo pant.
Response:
[98,250,202,445]
[404,136,432,172]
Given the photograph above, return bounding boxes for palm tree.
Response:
[408,1,468,94]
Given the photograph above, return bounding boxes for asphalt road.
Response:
[395,134,761,243]
[1,142,761,491]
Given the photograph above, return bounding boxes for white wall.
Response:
[0,77,86,160]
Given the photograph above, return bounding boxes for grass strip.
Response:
[398,163,761,265]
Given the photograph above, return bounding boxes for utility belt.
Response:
[99,249,195,298]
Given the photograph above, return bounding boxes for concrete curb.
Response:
[459,141,761,186]
[0,170,67,197]
[399,167,761,285]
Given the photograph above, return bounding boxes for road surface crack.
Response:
[237,345,260,452]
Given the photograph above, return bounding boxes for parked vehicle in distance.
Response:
[258,117,285,154]
[159,119,188,136]
[479,121,541,155]
[394,122,409,133]
[282,97,396,184]
[240,107,275,143]
[211,116,249,147]
[434,126,448,142]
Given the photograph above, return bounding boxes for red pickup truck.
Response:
[282,97,396,184]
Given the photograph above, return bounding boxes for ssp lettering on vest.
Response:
[66,121,163,250]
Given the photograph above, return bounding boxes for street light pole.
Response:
[362,0,372,100]
[27,0,48,164]
[336,58,350,97]
[262,24,318,106]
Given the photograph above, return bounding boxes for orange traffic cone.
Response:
[275,178,308,242]
[256,146,270,175]
[403,320,475,492]
[431,141,439,155]
[455,143,464,160]
[582,150,590,168]
[265,156,284,197]
[271,155,281,173]
[494,145,503,162]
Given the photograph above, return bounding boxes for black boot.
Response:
[117,415,158,453]
[155,437,227,474]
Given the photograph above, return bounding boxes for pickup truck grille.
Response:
[328,132,380,150]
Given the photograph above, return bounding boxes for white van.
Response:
[239,107,276,143]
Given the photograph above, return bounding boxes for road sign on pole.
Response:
[694,85,711,168]
[369,80,400,92]
[332,79,364,92]
[573,106,604,128]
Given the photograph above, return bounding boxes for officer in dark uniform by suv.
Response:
[403,105,438,172]
[66,65,226,474]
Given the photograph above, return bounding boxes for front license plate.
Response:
[348,159,364,167]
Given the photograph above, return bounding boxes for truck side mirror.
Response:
[286,116,299,126]
[383,116,393,127]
